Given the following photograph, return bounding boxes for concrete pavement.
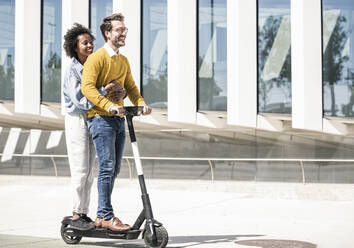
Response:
[0,175,354,247]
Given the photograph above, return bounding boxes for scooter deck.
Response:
[62,217,142,240]
[66,227,141,240]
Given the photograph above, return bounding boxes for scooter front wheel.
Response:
[144,225,168,248]
[60,224,82,244]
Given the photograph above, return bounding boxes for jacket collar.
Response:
[72,57,83,73]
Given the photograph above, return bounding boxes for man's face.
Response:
[106,20,128,49]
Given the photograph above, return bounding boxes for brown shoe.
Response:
[102,217,131,231]
[94,218,103,227]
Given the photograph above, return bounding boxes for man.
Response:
[81,13,152,231]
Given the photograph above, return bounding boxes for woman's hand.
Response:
[105,80,126,102]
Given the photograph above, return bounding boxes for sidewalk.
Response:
[0,175,354,247]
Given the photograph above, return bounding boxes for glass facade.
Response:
[142,0,168,108]
[258,0,291,114]
[198,0,227,111]
[3,1,354,184]
[41,0,62,102]
[323,0,354,117]
[90,0,112,50]
[1,0,353,120]
[0,0,15,101]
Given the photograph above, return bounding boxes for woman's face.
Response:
[75,33,94,59]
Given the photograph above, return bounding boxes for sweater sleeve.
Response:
[81,54,114,111]
[124,60,146,106]
[64,69,107,111]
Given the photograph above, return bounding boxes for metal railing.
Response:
[1,153,354,183]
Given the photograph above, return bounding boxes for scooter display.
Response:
[60,106,168,248]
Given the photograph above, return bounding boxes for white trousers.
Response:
[65,112,96,215]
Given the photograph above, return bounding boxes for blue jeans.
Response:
[87,115,126,220]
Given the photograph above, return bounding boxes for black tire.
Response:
[144,226,168,248]
[60,224,82,244]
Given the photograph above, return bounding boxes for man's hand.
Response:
[104,80,126,102]
[143,105,152,115]
[109,105,125,118]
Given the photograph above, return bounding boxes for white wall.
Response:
[227,0,257,128]
[167,0,197,123]
[291,0,323,131]
[14,0,41,114]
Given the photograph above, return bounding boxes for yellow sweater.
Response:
[81,47,145,118]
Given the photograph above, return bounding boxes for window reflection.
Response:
[90,0,112,50]
[41,0,62,102]
[0,0,15,100]
[258,0,291,114]
[198,0,227,111]
[142,0,167,108]
[323,0,354,117]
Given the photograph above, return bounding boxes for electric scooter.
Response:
[60,106,168,248]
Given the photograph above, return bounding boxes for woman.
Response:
[63,23,125,230]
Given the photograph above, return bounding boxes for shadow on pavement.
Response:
[234,239,317,248]
[0,233,264,248]
[79,241,144,247]
[80,234,264,247]
[167,234,264,247]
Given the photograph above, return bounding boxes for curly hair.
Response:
[63,23,95,59]
[100,13,125,42]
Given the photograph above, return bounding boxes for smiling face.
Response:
[75,33,94,64]
[105,20,128,51]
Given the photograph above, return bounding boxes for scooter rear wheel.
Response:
[144,225,168,248]
[60,224,82,244]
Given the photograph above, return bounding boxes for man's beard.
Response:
[115,36,125,47]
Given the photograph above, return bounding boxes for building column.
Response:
[227,0,257,128]
[167,0,197,124]
[113,0,141,94]
[61,0,89,114]
[291,0,322,131]
[15,0,41,114]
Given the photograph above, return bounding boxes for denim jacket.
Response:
[63,57,106,114]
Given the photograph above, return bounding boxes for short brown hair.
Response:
[100,13,125,42]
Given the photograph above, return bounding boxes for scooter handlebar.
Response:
[124,106,144,116]
[110,106,144,116]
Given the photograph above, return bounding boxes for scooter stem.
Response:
[126,114,157,244]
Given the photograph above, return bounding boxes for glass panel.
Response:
[323,0,354,117]
[0,0,15,100]
[258,0,291,114]
[2,127,354,183]
[90,0,112,50]
[198,0,227,111]
[41,0,62,102]
[142,0,167,108]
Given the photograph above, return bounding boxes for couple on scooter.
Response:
[63,13,152,232]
